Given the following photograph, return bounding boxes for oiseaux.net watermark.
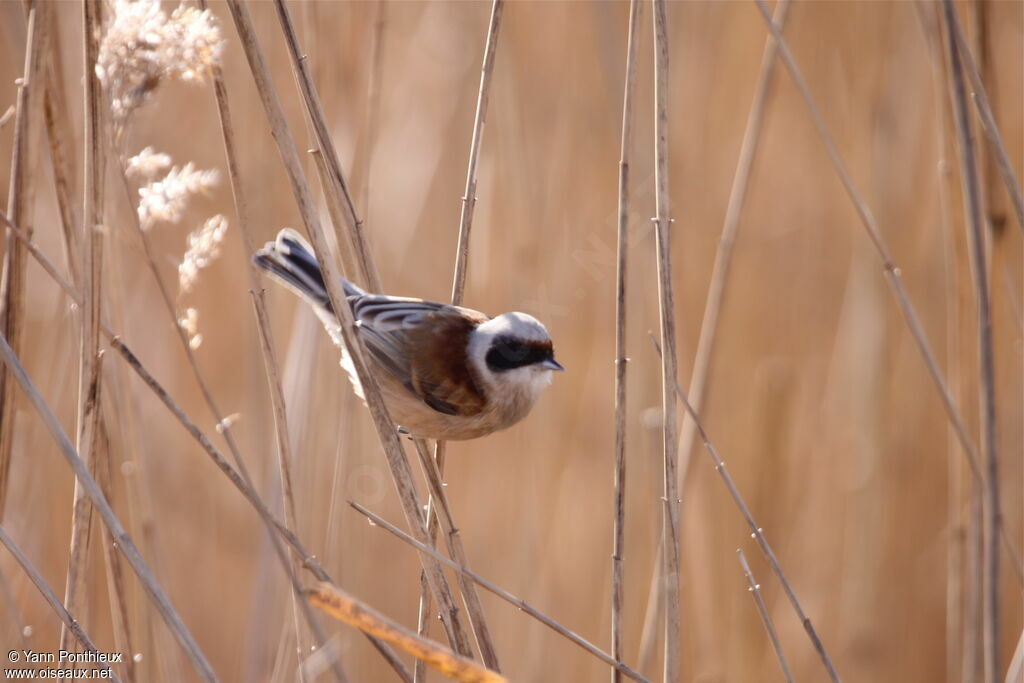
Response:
[5,650,119,679]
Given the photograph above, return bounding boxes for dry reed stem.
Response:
[62,0,104,654]
[0,525,123,683]
[642,2,789,674]
[350,502,652,683]
[0,0,47,521]
[224,0,475,658]
[271,0,381,292]
[736,550,794,683]
[944,6,1023,234]
[309,147,363,285]
[650,333,841,682]
[677,0,790,491]
[410,438,500,671]
[250,290,314,683]
[0,106,14,130]
[751,0,1024,581]
[352,1,386,214]
[417,3,505,676]
[940,2,1001,679]
[95,420,137,683]
[450,0,503,305]
[651,1,681,680]
[41,19,81,287]
[308,582,506,683]
[612,2,642,680]
[913,2,969,676]
[0,330,216,681]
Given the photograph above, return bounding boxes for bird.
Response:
[253,228,564,441]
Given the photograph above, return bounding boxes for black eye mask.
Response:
[486,336,553,372]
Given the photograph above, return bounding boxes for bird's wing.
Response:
[351,295,489,417]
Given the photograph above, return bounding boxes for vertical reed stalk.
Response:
[95,418,136,683]
[612,1,642,680]
[271,0,381,292]
[651,1,680,680]
[944,6,1023,234]
[940,2,1001,680]
[0,0,47,520]
[61,0,103,654]
[251,290,310,683]
[450,0,504,305]
[411,439,500,671]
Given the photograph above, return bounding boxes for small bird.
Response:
[254,229,564,440]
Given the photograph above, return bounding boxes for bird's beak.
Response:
[540,358,565,372]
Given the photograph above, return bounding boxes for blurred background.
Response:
[0,0,1021,681]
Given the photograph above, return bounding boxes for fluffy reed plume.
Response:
[96,0,222,136]
[124,145,170,180]
[177,307,201,350]
[178,214,228,295]
[136,162,219,230]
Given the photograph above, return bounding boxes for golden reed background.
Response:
[0,0,1021,681]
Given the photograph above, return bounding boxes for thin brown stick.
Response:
[95,420,137,683]
[914,3,969,677]
[677,0,790,489]
[751,0,1023,582]
[612,1,642,680]
[41,15,80,288]
[352,0,387,214]
[0,525,123,683]
[940,2,1001,680]
[650,333,841,682]
[450,0,504,305]
[0,106,14,130]
[62,0,104,654]
[410,438,499,671]
[250,289,311,682]
[226,0,473,659]
[736,550,794,683]
[0,330,216,681]
[308,582,506,683]
[271,0,381,292]
[651,1,680,680]
[945,6,1023,234]
[0,0,47,521]
[350,502,652,683]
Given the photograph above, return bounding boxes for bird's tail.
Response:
[253,229,365,311]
